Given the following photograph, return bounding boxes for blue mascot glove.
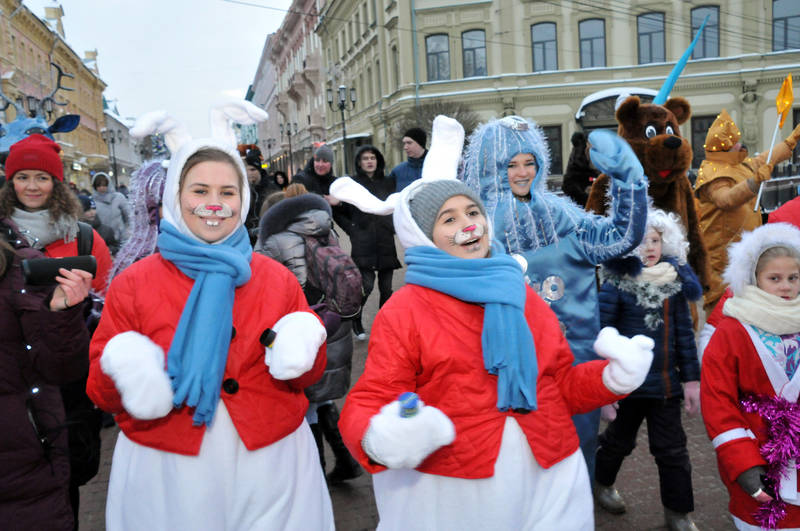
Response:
[588,129,644,184]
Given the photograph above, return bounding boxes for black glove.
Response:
[737,466,775,498]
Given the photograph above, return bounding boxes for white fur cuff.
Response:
[265,311,327,380]
[100,331,174,420]
[594,326,654,395]
[361,399,456,469]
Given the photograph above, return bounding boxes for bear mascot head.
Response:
[585,95,709,289]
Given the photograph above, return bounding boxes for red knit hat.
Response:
[5,134,64,181]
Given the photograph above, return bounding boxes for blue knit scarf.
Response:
[404,245,538,411]
[157,221,252,425]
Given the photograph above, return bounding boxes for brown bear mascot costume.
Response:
[586,96,710,290]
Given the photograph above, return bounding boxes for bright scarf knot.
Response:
[157,221,252,425]
[741,394,800,528]
[404,244,538,411]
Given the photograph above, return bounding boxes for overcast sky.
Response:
[23,0,290,136]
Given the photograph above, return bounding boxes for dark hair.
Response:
[179,148,244,192]
[0,175,81,221]
[273,170,289,189]
[93,174,109,189]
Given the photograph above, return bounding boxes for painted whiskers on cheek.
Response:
[448,223,486,246]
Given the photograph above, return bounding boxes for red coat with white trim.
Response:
[87,252,326,456]
[339,283,620,478]
[701,315,800,528]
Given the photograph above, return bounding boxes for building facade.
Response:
[268,0,327,178]
[306,0,800,182]
[0,1,108,188]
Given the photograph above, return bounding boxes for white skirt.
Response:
[373,416,594,531]
[105,402,334,531]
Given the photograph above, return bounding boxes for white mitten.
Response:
[594,326,654,395]
[361,399,456,469]
[265,311,327,380]
[100,331,174,420]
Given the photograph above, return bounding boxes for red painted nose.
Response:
[207,205,222,212]
[463,225,476,232]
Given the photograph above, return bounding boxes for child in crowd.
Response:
[594,208,701,531]
[702,222,800,530]
[334,116,654,530]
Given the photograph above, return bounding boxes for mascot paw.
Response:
[362,399,456,469]
[588,129,644,184]
[100,331,174,420]
[594,326,654,395]
[265,311,326,380]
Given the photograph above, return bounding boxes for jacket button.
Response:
[222,378,239,394]
[230,326,236,340]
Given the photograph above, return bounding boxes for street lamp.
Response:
[101,128,124,188]
[265,137,276,169]
[279,122,298,176]
[327,84,356,174]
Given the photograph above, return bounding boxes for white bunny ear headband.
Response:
[330,114,468,249]
[130,100,269,243]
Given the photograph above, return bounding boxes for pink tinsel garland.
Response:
[741,394,800,529]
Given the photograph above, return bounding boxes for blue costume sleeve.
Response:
[574,130,649,264]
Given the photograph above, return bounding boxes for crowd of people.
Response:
[4,96,800,531]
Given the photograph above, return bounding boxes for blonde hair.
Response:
[755,246,800,278]
[284,183,308,198]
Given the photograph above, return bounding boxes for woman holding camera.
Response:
[0,134,113,525]
[0,134,112,295]
[0,230,93,530]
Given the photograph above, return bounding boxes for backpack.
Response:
[304,233,363,318]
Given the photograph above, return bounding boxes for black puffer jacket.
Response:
[257,194,354,401]
[344,145,401,271]
[0,223,89,531]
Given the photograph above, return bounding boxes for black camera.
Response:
[21,256,97,285]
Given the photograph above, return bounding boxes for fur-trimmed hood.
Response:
[602,255,702,303]
[259,193,331,239]
[724,222,800,296]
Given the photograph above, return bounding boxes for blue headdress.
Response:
[462,116,586,255]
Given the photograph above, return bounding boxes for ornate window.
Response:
[462,30,487,78]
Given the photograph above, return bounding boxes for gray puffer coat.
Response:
[257,194,354,401]
[92,187,130,244]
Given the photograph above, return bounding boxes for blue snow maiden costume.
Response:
[461,116,648,479]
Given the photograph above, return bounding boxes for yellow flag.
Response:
[777,74,793,128]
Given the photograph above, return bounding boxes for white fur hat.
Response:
[640,208,689,265]
[130,101,268,243]
[330,115,477,249]
[723,222,800,295]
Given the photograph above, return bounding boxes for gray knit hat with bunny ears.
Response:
[408,179,485,241]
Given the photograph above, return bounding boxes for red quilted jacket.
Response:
[87,252,326,455]
[339,283,619,478]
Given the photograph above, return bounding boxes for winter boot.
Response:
[318,403,363,483]
[594,482,626,514]
[664,507,699,531]
[309,422,326,472]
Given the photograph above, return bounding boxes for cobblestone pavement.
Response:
[79,239,736,530]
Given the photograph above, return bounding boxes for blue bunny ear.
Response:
[48,114,80,134]
[653,14,709,105]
